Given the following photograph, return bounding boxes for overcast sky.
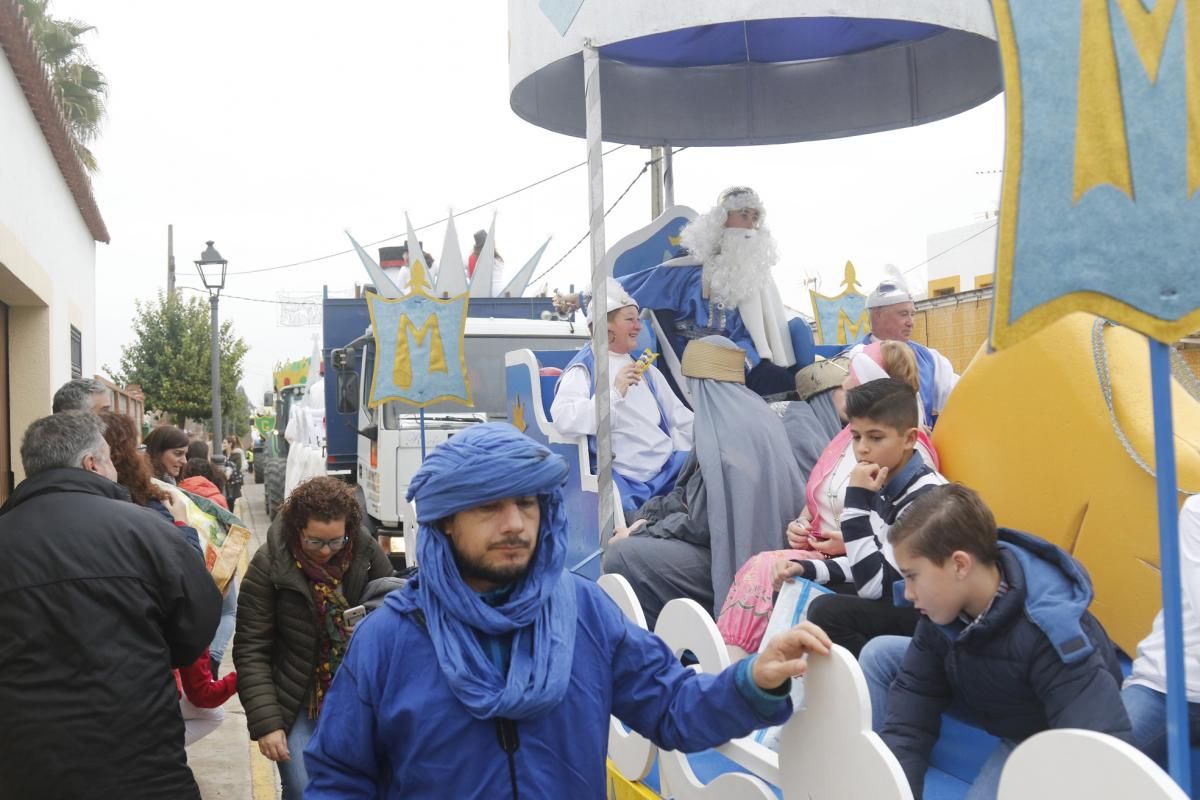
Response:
[54,1,1004,397]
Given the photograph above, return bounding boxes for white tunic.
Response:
[550,352,693,483]
[1127,496,1200,701]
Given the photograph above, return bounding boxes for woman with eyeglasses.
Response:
[234,476,391,798]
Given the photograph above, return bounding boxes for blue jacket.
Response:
[305,575,791,798]
[882,529,1131,798]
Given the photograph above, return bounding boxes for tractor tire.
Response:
[264,458,286,520]
[253,460,264,484]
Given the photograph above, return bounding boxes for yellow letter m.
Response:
[1074,0,1200,200]
[394,313,448,390]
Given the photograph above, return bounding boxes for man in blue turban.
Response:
[305,423,831,798]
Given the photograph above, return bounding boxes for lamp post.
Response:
[195,240,228,445]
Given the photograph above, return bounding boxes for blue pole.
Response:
[1150,340,1189,793]
[417,410,427,460]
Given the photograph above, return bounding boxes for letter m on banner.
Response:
[366,264,472,408]
[990,0,1200,348]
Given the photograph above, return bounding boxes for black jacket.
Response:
[882,529,1132,798]
[235,516,392,740]
[0,468,222,800]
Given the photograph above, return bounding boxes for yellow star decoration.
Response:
[510,395,527,433]
[407,260,432,296]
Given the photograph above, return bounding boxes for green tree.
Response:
[111,293,249,430]
[18,0,107,171]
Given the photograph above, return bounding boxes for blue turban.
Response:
[400,423,576,720]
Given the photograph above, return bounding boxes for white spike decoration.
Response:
[434,211,469,298]
[345,231,402,299]
[469,213,498,298]
[501,237,551,298]
[306,334,322,386]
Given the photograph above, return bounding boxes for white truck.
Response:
[329,308,586,564]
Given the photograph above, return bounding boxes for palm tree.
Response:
[18,0,107,172]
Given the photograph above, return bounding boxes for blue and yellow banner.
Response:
[991,0,1200,348]
[367,264,472,409]
[809,261,869,346]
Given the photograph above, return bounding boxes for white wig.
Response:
[679,186,767,261]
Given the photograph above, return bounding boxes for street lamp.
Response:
[195,240,227,444]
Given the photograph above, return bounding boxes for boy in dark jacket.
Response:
[860,483,1131,800]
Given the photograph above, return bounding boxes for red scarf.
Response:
[289,537,355,717]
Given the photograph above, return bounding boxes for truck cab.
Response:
[328,299,587,564]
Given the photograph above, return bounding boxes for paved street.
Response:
[189,480,277,800]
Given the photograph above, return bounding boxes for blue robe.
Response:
[304,577,791,799]
[619,259,764,366]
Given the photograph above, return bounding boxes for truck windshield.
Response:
[366,331,586,429]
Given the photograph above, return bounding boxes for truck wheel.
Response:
[253,459,264,484]
[264,458,286,519]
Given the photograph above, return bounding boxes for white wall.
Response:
[925,217,997,292]
[0,47,100,478]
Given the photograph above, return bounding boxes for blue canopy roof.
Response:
[510,12,1000,147]
[601,17,945,68]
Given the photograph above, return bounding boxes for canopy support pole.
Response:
[650,145,664,219]
[584,43,615,546]
[663,146,675,207]
[1150,339,1190,794]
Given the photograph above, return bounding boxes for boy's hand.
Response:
[771,559,806,592]
[849,461,889,491]
[752,621,833,689]
[808,529,845,556]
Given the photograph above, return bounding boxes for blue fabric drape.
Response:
[400,423,577,720]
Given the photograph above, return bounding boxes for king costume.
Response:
[304,424,793,799]
[587,187,802,396]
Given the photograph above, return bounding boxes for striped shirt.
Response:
[794,452,945,600]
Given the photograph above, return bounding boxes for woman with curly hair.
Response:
[234,476,391,798]
[100,411,199,553]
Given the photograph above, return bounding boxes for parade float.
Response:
[497,1,1200,798]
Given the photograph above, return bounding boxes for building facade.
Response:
[0,1,108,499]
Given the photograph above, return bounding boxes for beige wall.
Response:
[8,304,49,482]
[913,294,1200,382]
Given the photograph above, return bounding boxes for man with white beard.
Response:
[560,187,799,396]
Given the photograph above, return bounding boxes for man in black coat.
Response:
[0,411,222,799]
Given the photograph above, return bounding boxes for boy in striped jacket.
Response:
[774,379,946,655]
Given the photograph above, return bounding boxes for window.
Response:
[70,326,82,379]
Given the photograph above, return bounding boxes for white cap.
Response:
[586,276,638,321]
[866,265,914,309]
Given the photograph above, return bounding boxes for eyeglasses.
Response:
[301,536,348,552]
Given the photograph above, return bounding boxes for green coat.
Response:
[234,517,392,740]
